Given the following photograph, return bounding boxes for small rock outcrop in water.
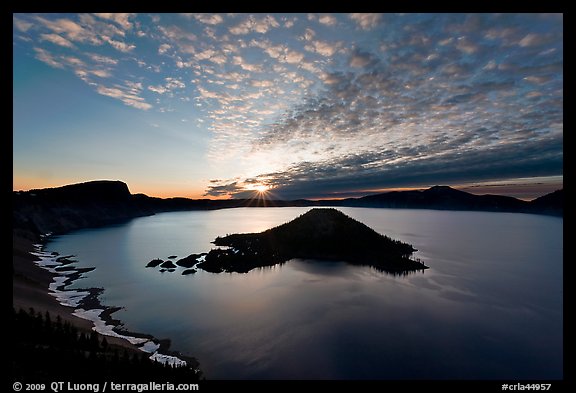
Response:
[146,259,164,268]
[196,208,428,274]
[160,260,177,269]
[176,254,205,268]
[146,253,206,274]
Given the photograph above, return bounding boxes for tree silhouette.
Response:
[12,307,202,381]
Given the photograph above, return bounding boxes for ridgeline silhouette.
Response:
[13,180,563,241]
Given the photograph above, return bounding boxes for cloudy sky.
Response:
[13,13,563,200]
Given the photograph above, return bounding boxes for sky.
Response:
[13,13,563,200]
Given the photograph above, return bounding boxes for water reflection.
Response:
[46,208,562,379]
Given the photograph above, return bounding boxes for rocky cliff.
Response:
[13,180,152,241]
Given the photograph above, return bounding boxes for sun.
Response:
[253,184,269,194]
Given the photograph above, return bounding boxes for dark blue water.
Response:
[46,207,563,379]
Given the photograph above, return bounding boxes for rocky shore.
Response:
[13,233,202,379]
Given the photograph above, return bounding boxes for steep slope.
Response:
[13,180,152,239]
[528,189,563,216]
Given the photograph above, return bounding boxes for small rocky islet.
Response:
[145,259,164,268]
[145,208,428,275]
[146,255,206,275]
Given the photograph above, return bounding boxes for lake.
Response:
[45,207,563,379]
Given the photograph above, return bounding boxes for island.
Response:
[196,208,428,274]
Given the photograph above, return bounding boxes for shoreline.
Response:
[12,233,200,374]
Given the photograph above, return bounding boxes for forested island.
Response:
[193,208,427,274]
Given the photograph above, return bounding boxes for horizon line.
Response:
[13,180,563,203]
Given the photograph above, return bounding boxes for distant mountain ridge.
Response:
[529,189,564,216]
[13,180,563,241]
[334,185,562,215]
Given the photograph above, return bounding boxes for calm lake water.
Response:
[45,207,563,380]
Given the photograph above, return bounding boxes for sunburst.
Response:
[253,184,269,194]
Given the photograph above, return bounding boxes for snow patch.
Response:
[72,308,148,345]
[150,352,187,367]
[50,288,90,307]
[141,341,160,353]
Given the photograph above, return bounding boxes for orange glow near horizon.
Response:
[12,176,208,200]
[135,189,208,200]
[13,176,84,193]
[13,176,562,202]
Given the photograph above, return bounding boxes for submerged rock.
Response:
[196,208,428,274]
[182,269,197,275]
[56,255,77,265]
